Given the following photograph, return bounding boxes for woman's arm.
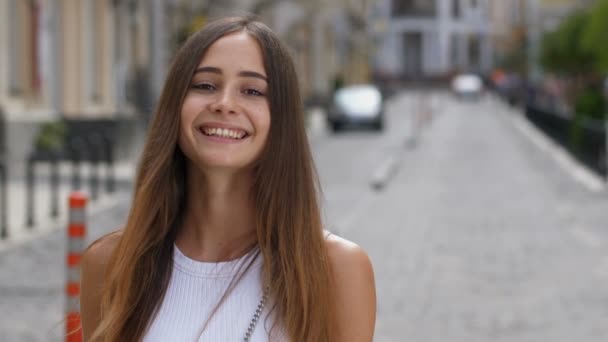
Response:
[80,233,119,341]
[326,234,377,341]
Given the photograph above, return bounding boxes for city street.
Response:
[320,92,608,342]
[1,91,608,341]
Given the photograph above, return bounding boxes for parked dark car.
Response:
[327,84,384,132]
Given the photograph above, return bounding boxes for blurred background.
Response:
[1,0,608,341]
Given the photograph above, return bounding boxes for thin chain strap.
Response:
[243,287,270,341]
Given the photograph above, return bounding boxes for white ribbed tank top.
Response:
[143,245,287,341]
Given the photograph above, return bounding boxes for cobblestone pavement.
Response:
[2,91,608,341]
[326,93,608,342]
[0,189,133,342]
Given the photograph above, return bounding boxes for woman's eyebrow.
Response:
[194,66,267,82]
[194,66,222,75]
[238,71,267,82]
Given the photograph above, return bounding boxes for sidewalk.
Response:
[0,160,136,253]
[0,188,133,342]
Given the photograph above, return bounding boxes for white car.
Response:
[327,84,384,132]
[451,74,483,99]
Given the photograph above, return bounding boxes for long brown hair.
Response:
[92,16,335,341]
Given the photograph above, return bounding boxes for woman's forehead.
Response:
[197,32,266,75]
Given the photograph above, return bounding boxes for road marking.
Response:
[507,109,605,193]
[370,154,401,190]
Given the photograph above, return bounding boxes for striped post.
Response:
[66,192,87,342]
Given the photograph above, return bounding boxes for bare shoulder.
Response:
[80,231,122,340]
[325,232,376,341]
[82,231,122,271]
[325,233,373,273]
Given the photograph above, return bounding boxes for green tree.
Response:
[539,7,607,154]
[539,10,595,75]
[35,121,67,152]
[583,0,608,72]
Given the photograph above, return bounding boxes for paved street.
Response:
[317,92,608,342]
[0,188,133,341]
[1,91,608,341]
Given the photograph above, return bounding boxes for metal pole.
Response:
[70,138,84,191]
[0,162,7,239]
[526,0,541,83]
[26,156,35,228]
[50,151,59,218]
[66,191,87,342]
[104,134,115,193]
[88,136,100,201]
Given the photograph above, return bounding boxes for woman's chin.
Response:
[194,159,255,174]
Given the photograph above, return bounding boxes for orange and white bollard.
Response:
[66,192,87,342]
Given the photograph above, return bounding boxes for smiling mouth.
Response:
[199,126,249,140]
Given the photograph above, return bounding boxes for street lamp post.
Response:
[526,0,541,83]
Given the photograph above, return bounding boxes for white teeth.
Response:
[202,127,246,139]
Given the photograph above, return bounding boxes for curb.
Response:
[501,99,606,193]
[0,190,132,254]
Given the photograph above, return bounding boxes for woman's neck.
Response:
[175,166,257,262]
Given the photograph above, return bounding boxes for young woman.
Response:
[80,16,376,341]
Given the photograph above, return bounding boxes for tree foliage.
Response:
[540,0,608,75]
[539,10,595,75]
[539,4,607,120]
[582,0,608,73]
[35,121,67,152]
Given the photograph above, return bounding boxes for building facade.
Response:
[0,0,153,176]
[263,0,377,102]
[373,0,495,80]
[0,0,384,179]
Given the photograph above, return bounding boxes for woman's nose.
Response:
[209,89,237,114]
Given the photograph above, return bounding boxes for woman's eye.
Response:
[191,83,215,91]
[244,88,265,97]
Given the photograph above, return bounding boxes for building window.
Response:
[392,0,437,17]
[84,0,100,103]
[8,0,22,94]
[453,0,461,18]
[30,0,41,94]
[469,35,480,70]
[402,32,423,77]
[8,0,41,97]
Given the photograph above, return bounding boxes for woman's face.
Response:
[179,31,270,173]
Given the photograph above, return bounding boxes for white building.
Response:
[372,0,495,79]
